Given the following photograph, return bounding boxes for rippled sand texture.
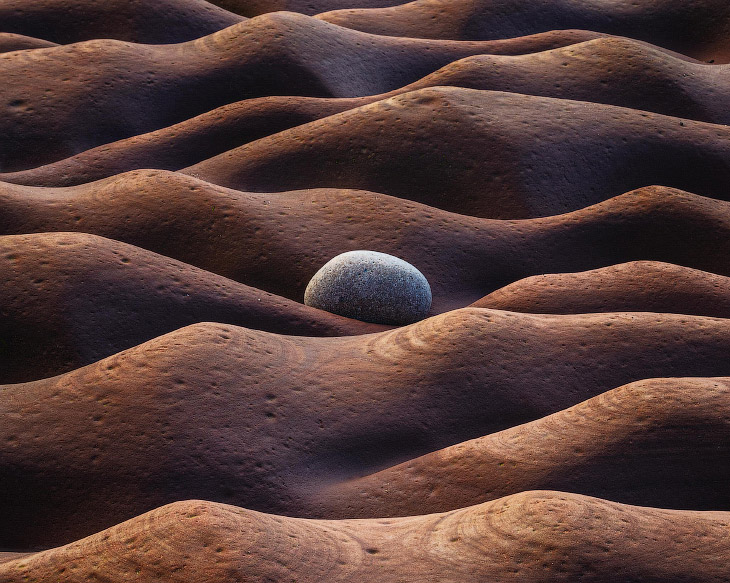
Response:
[1,0,729,581]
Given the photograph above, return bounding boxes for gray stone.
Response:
[304,250,432,325]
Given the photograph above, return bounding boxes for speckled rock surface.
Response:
[304,250,431,324]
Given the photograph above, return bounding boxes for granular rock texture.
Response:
[304,250,431,324]
[3,0,730,579]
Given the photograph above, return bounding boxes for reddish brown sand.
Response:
[4,310,730,547]
[182,88,730,218]
[474,261,730,317]
[0,232,384,383]
[8,37,730,188]
[0,33,57,53]
[2,175,730,310]
[0,14,596,171]
[0,0,243,44]
[213,0,408,17]
[3,0,730,577]
[318,0,730,62]
[0,553,30,565]
[2,493,729,581]
[319,377,730,517]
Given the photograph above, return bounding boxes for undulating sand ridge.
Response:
[473,261,730,316]
[0,232,385,383]
[8,37,730,187]
[0,32,57,53]
[3,0,729,575]
[0,13,597,171]
[319,377,730,517]
[0,0,244,44]
[2,175,729,310]
[181,88,730,218]
[4,309,730,546]
[212,0,408,17]
[2,493,729,581]
[319,0,730,62]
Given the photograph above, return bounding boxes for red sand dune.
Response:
[3,0,730,576]
[4,310,730,546]
[320,377,730,517]
[474,261,730,317]
[213,0,408,17]
[0,0,244,44]
[0,232,384,383]
[2,175,730,310]
[319,0,730,63]
[182,88,730,218]
[0,13,596,171]
[3,175,730,309]
[8,37,730,187]
[0,32,57,53]
[2,493,729,581]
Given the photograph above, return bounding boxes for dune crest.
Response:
[0,0,244,44]
[5,310,730,546]
[0,13,597,171]
[319,0,730,62]
[2,174,730,310]
[0,231,385,383]
[2,493,729,581]
[474,261,730,317]
[183,87,730,218]
[7,37,730,187]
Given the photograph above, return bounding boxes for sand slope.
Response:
[320,377,730,517]
[319,0,730,62]
[2,493,729,581]
[0,33,57,53]
[4,310,730,546]
[183,88,730,218]
[0,0,243,44]
[0,232,384,383]
[0,13,595,171]
[474,261,730,317]
[213,0,408,17]
[8,37,730,187]
[2,174,730,309]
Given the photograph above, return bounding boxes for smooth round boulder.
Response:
[304,251,432,325]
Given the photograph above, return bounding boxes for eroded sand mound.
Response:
[474,261,730,317]
[0,231,384,383]
[6,37,730,187]
[4,310,730,546]
[182,88,730,217]
[3,0,730,577]
[319,0,730,62]
[321,377,730,517]
[0,0,244,44]
[3,176,730,310]
[2,493,729,582]
[0,14,595,171]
